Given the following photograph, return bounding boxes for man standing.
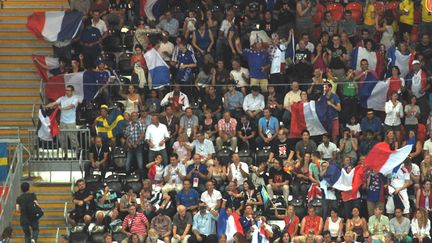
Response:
[84,136,109,178]
[16,182,40,243]
[216,112,238,151]
[145,115,170,165]
[44,85,79,159]
[125,112,145,175]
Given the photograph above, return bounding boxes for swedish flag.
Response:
[0,143,8,181]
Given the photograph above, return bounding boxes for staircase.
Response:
[12,183,73,243]
[0,0,70,142]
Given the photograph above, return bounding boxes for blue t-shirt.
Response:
[325,93,341,119]
[186,164,208,186]
[176,188,200,207]
[242,49,270,79]
[258,116,279,136]
[80,27,101,54]
[176,50,196,83]
[367,173,385,202]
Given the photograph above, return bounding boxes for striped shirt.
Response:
[171,44,194,62]
[217,118,237,135]
[122,212,148,235]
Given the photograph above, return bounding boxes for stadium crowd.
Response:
[43,0,432,242]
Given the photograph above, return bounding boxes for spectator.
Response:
[201,86,223,121]
[368,205,390,242]
[366,170,386,217]
[295,129,317,159]
[411,208,431,243]
[146,153,165,184]
[121,204,149,243]
[339,128,358,162]
[16,182,40,243]
[122,85,143,114]
[186,154,209,192]
[44,85,79,159]
[406,60,429,123]
[70,0,91,15]
[222,181,244,214]
[156,10,179,38]
[256,107,280,148]
[321,11,338,37]
[323,208,343,242]
[160,84,190,114]
[85,135,109,178]
[191,21,215,67]
[79,18,102,62]
[90,0,109,16]
[125,112,145,175]
[224,82,245,120]
[269,32,287,86]
[250,216,274,243]
[405,96,421,135]
[208,157,227,191]
[360,109,382,138]
[158,31,174,62]
[384,91,404,140]
[68,179,94,226]
[228,153,249,190]
[162,153,186,193]
[150,213,172,242]
[175,179,200,213]
[201,110,217,142]
[269,128,293,163]
[266,158,290,204]
[179,108,199,142]
[160,106,180,151]
[172,205,192,243]
[91,10,108,39]
[237,115,257,150]
[144,90,161,114]
[243,85,265,121]
[172,132,192,166]
[386,158,412,216]
[189,202,218,243]
[282,80,301,126]
[145,115,169,165]
[95,183,118,224]
[317,133,338,162]
[230,58,250,95]
[294,206,323,243]
[420,155,432,181]
[118,186,137,220]
[215,111,237,151]
[200,180,222,210]
[390,207,412,243]
[346,207,369,242]
[399,0,414,39]
[274,204,300,238]
[174,39,197,89]
[416,180,432,213]
[191,131,215,166]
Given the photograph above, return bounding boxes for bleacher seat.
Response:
[104,174,123,195]
[69,225,88,243]
[85,174,102,193]
[123,30,135,52]
[103,30,123,52]
[118,52,134,76]
[112,146,127,170]
[327,3,344,21]
[238,149,254,165]
[89,225,105,243]
[125,174,142,194]
[255,148,270,165]
[216,148,234,166]
[345,2,363,24]
[102,52,117,70]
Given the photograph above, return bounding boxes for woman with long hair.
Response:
[411,208,431,243]
[311,43,327,73]
[340,31,353,57]
[192,21,215,67]
[346,207,370,242]
[416,180,432,214]
[421,155,432,182]
[172,132,192,166]
[208,157,227,191]
[241,180,264,214]
[121,85,143,114]
[376,10,395,50]
[292,152,312,198]
[324,208,344,242]
[204,10,218,38]
[404,96,420,135]
[385,66,404,98]
[384,92,403,142]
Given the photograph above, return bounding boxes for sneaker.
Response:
[31,240,35,243]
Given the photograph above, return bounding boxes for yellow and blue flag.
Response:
[0,143,8,181]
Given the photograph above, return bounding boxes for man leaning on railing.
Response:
[44,84,80,160]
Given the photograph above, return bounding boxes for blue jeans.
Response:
[148,149,168,166]
[126,144,144,173]
[21,217,39,243]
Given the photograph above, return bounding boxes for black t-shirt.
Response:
[73,189,93,213]
[89,144,109,161]
[271,138,294,160]
[223,192,243,211]
[202,95,223,113]
[260,19,278,36]
[237,121,257,137]
[269,167,291,183]
[16,192,37,220]
[328,45,347,69]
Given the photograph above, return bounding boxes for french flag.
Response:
[140,0,169,21]
[386,47,414,79]
[251,219,271,243]
[27,11,83,42]
[218,210,244,241]
[350,46,385,78]
[32,55,59,82]
[289,98,329,138]
[144,48,170,89]
[37,106,60,141]
[364,142,413,175]
[333,165,365,198]
[45,72,99,102]
[358,73,388,111]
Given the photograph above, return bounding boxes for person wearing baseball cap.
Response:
[406,59,428,122]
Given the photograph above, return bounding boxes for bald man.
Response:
[172,205,192,243]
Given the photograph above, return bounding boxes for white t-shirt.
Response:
[163,163,186,185]
[317,142,338,160]
[56,95,79,124]
[92,19,107,35]
[390,166,410,190]
[228,162,249,187]
[230,67,249,87]
[200,189,222,209]
[270,44,286,74]
[145,123,169,151]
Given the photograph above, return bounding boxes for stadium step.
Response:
[11,183,72,242]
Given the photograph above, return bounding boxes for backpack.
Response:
[26,201,44,221]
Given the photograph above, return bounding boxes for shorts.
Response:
[332,118,340,138]
[250,78,268,92]
[69,209,93,222]
[384,124,401,133]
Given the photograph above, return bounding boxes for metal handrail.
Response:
[32,104,37,127]
[55,227,60,243]
[63,202,68,225]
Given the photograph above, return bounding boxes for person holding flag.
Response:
[250,216,273,243]
[44,85,79,159]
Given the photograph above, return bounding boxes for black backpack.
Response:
[26,200,44,221]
